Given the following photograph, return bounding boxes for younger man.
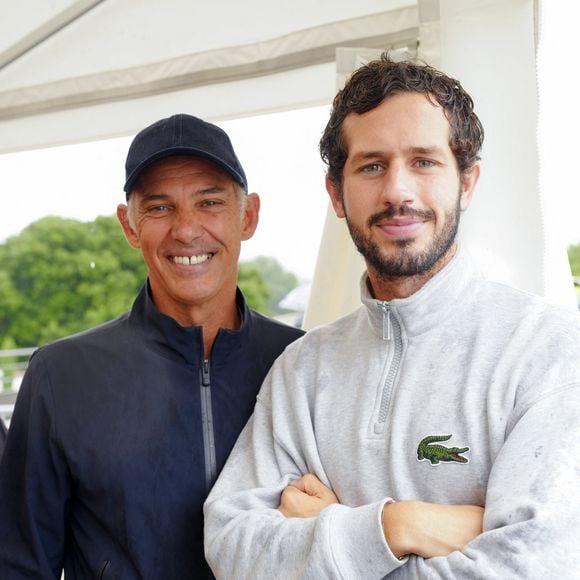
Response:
[205,56,580,579]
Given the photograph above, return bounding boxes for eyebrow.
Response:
[198,186,226,195]
[137,193,169,203]
[406,146,447,156]
[350,146,447,162]
[137,185,226,203]
[350,151,384,162]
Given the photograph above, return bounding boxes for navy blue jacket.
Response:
[0,418,6,458]
[0,283,303,579]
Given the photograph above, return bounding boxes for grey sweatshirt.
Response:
[204,249,580,579]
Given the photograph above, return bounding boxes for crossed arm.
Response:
[278,473,483,560]
[205,376,580,578]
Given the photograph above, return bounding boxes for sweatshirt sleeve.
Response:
[0,352,70,579]
[407,384,580,579]
[204,355,405,579]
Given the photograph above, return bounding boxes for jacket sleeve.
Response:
[204,356,404,580]
[407,384,580,579]
[0,352,70,579]
[0,416,7,458]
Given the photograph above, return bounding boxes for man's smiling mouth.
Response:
[171,253,214,265]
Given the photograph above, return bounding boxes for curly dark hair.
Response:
[319,53,484,188]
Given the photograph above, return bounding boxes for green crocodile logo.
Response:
[417,434,470,465]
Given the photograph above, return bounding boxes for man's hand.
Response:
[383,501,483,559]
[278,473,339,518]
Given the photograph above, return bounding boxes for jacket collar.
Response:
[129,281,252,364]
[361,246,482,338]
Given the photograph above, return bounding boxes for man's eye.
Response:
[416,159,435,168]
[361,163,383,173]
[201,199,221,207]
[147,205,170,213]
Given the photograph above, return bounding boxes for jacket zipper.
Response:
[374,302,403,434]
[382,301,393,341]
[200,359,217,492]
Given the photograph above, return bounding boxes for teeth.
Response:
[172,254,212,265]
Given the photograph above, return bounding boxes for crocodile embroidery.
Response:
[417,434,470,465]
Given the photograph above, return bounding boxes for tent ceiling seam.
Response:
[0,0,107,72]
[0,7,418,121]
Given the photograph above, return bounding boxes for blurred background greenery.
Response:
[0,215,299,350]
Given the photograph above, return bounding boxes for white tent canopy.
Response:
[1,0,576,328]
[0,0,418,151]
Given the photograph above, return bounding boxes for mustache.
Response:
[368,206,435,227]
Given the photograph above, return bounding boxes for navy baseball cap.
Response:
[123,113,248,196]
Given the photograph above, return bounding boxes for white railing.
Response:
[0,347,35,427]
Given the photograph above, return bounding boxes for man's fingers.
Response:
[288,478,307,492]
[300,473,325,493]
[279,475,339,519]
[290,473,338,501]
[288,473,321,493]
[279,485,313,518]
[282,485,304,502]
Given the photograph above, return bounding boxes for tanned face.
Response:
[117,156,259,325]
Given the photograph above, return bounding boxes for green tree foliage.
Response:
[0,217,299,348]
[237,263,271,315]
[0,216,146,348]
[567,243,580,278]
[242,256,299,314]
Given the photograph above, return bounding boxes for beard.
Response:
[345,196,461,279]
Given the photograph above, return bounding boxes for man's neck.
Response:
[199,310,239,358]
[155,292,240,358]
[368,245,457,302]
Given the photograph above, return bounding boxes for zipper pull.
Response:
[201,359,211,387]
[380,302,392,341]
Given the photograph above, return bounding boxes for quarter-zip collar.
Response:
[129,281,252,365]
[361,246,482,339]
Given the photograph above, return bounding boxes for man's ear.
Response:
[241,193,260,241]
[326,175,346,219]
[117,204,140,248]
[459,163,480,211]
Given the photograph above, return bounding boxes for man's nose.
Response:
[380,163,415,206]
[171,209,204,243]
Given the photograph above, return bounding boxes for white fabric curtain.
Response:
[304,0,576,330]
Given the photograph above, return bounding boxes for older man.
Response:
[205,56,580,579]
[0,114,303,578]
